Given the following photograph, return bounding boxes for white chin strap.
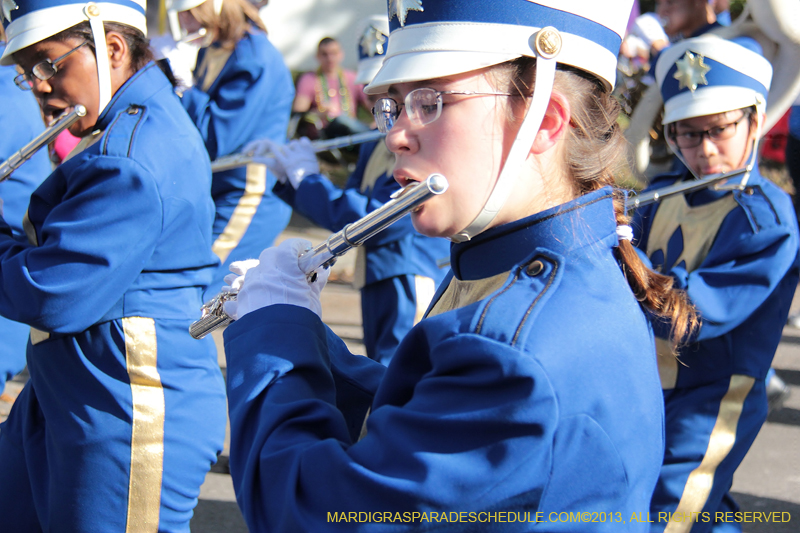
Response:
[86,2,112,117]
[449,28,560,243]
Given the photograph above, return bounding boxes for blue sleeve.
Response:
[651,201,799,342]
[223,305,557,531]
[180,36,294,159]
[0,157,162,332]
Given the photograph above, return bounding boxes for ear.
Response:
[530,91,571,155]
[105,31,129,70]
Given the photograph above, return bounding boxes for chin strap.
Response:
[449,27,562,243]
[86,2,112,116]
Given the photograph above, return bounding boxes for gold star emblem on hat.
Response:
[2,0,18,23]
[673,51,711,92]
[389,0,423,27]
[361,25,387,57]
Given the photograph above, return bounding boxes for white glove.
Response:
[222,258,261,294]
[241,138,279,169]
[272,137,319,189]
[223,238,330,320]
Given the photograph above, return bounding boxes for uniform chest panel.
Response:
[360,141,395,194]
[427,271,509,318]
[197,47,234,93]
[646,192,738,273]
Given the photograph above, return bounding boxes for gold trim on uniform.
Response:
[664,374,755,533]
[212,162,266,263]
[122,316,165,533]
[427,272,508,318]
[196,47,234,93]
[413,275,436,324]
[646,190,738,274]
[656,336,680,390]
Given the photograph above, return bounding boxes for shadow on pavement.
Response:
[191,499,248,533]
[731,492,798,533]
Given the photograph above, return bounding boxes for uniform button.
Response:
[526,260,544,276]
[127,107,139,115]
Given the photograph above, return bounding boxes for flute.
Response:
[0,105,87,182]
[210,130,386,173]
[189,173,449,339]
[625,167,748,212]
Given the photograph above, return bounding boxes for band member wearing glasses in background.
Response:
[0,1,226,530]
[249,15,450,365]
[0,25,52,410]
[218,1,698,530]
[631,36,799,532]
[166,0,295,305]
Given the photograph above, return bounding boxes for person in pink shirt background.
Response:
[292,36,371,139]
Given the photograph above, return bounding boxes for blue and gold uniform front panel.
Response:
[275,139,450,363]
[632,168,799,388]
[223,188,664,531]
[632,168,799,532]
[0,63,227,532]
[0,43,52,394]
[179,31,296,302]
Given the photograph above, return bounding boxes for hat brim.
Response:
[662,86,765,124]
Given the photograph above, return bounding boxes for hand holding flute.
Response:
[190,173,449,339]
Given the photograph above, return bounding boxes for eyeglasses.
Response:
[14,41,90,91]
[372,87,515,134]
[671,114,750,149]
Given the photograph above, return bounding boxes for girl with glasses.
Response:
[0,1,226,530]
[220,1,698,530]
[631,35,799,531]
[164,0,295,306]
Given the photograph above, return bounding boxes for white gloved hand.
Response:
[241,138,279,171]
[223,238,330,321]
[272,137,319,189]
[222,258,260,294]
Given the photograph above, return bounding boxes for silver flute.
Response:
[625,167,749,212]
[210,130,386,173]
[0,105,87,182]
[189,173,449,339]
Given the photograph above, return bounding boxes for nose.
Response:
[698,134,719,157]
[30,76,52,97]
[384,111,419,155]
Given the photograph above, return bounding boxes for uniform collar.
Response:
[95,62,169,130]
[450,187,619,280]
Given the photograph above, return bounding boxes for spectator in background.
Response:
[292,37,371,140]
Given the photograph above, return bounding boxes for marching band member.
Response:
[0,1,226,530]
[166,0,295,303]
[220,1,698,530]
[263,15,450,365]
[631,35,799,532]
[0,26,51,407]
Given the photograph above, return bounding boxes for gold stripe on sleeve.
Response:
[212,163,267,263]
[123,316,165,533]
[664,374,755,533]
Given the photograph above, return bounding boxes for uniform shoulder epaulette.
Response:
[100,105,147,158]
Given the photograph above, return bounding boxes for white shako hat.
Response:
[365,0,635,242]
[1,0,147,115]
[355,15,390,86]
[656,34,772,126]
[656,35,773,185]
[165,0,224,40]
